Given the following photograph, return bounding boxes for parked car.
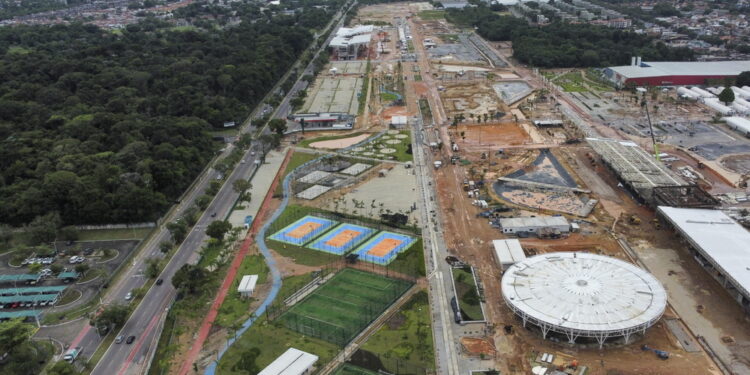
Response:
[83,248,94,256]
[125,292,133,301]
[126,335,136,344]
[155,279,163,286]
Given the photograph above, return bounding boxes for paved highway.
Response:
[84,4,354,374]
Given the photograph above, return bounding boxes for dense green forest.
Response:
[445,6,694,67]
[0,6,328,227]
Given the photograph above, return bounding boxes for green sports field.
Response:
[280,268,412,346]
[332,364,380,375]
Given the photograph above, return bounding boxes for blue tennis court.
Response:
[353,231,416,265]
[269,215,337,246]
[308,223,376,255]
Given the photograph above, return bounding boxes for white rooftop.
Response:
[498,216,569,229]
[341,163,371,176]
[502,252,667,335]
[258,348,319,375]
[336,25,374,37]
[609,60,750,79]
[657,207,750,299]
[391,115,408,125]
[296,185,331,200]
[238,274,258,293]
[493,239,526,266]
[298,170,331,184]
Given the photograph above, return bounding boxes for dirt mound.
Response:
[461,337,497,357]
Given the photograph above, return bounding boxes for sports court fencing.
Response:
[269,215,337,246]
[354,231,417,265]
[274,268,412,347]
[308,223,376,255]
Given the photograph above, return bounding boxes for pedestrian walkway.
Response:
[178,149,294,375]
[228,148,288,228]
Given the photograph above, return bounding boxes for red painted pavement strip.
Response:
[69,324,92,348]
[178,149,294,375]
[117,310,164,375]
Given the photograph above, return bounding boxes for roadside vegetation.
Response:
[360,290,435,372]
[451,266,483,321]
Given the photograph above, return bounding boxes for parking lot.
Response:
[0,240,140,321]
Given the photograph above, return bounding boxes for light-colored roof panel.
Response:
[258,348,319,375]
[493,239,526,265]
[498,216,569,229]
[238,274,258,293]
[657,206,750,298]
[609,60,750,79]
[501,252,667,335]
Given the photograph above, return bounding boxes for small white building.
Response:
[258,348,319,375]
[492,239,527,271]
[238,275,258,298]
[498,216,570,235]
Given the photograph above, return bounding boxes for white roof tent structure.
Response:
[501,252,667,348]
[258,348,319,375]
[329,25,373,61]
[657,207,750,311]
[586,137,684,202]
[492,239,526,270]
[237,275,258,298]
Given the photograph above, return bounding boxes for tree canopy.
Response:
[444,7,694,68]
[0,13,317,226]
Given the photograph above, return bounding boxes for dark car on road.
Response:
[126,335,135,344]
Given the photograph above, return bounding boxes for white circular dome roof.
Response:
[501,252,667,342]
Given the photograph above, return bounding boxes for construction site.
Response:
[373,2,748,375]
[257,2,750,375]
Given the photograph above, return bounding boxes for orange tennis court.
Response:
[308,223,376,254]
[270,216,337,245]
[354,231,416,265]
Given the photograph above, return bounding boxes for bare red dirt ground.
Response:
[455,122,531,148]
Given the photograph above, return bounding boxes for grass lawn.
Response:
[274,151,319,196]
[56,288,82,306]
[407,40,414,53]
[215,254,271,328]
[217,273,341,374]
[380,92,398,101]
[418,10,444,20]
[414,74,422,81]
[388,238,425,277]
[346,130,413,162]
[360,290,434,372]
[451,267,484,321]
[78,268,105,283]
[76,227,152,241]
[554,72,588,92]
[440,34,459,43]
[332,364,380,375]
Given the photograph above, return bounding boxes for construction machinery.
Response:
[642,345,670,360]
[628,215,641,225]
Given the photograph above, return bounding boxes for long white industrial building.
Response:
[492,239,527,271]
[657,207,750,313]
[723,116,750,137]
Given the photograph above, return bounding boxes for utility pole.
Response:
[641,94,659,162]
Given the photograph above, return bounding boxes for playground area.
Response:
[308,223,376,255]
[354,231,416,265]
[279,268,412,346]
[269,215,337,246]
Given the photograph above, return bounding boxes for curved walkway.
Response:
[203,132,386,374]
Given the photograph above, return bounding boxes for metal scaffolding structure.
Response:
[501,252,667,348]
[586,137,684,202]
